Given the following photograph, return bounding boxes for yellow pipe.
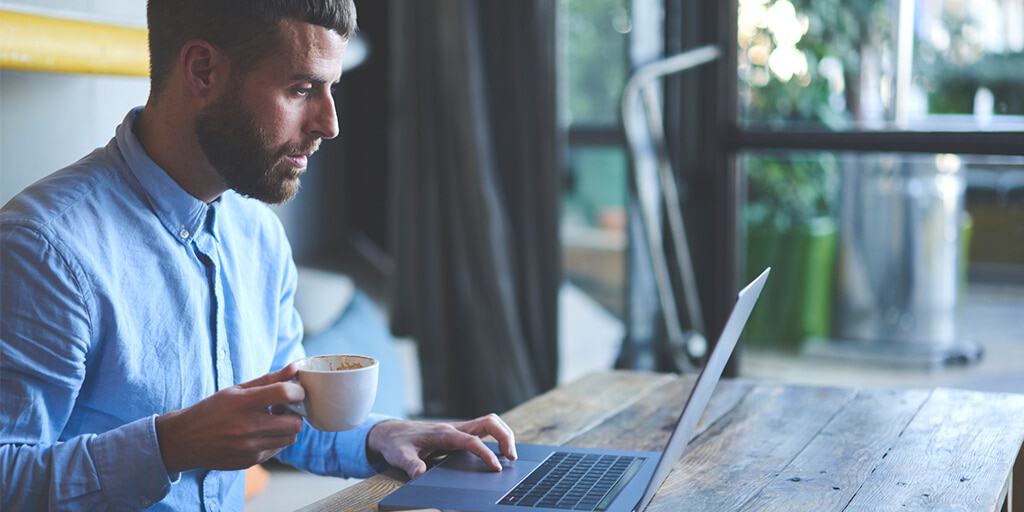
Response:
[0,9,148,77]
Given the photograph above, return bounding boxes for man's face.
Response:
[196,19,346,204]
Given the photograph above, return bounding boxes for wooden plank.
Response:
[844,388,1024,512]
[738,388,932,512]
[646,384,858,512]
[295,468,408,512]
[500,370,676,445]
[568,376,755,451]
[297,370,673,512]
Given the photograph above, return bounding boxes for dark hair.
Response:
[146,0,357,95]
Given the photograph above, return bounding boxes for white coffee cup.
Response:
[286,354,379,431]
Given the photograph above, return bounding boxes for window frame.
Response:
[565,0,1024,377]
[670,0,1024,376]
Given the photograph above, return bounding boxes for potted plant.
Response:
[736,0,890,351]
[742,153,839,351]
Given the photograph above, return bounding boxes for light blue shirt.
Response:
[1,108,388,511]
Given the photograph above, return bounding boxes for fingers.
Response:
[237,363,299,389]
[245,381,305,408]
[393,446,429,479]
[253,434,301,451]
[453,413,518,461]
[439,427,502,471]
[254,410,305,437]
[368,419,513,481]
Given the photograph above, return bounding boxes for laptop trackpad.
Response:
[415,451,541,491]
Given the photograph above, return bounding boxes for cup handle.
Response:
[284,375,307,417]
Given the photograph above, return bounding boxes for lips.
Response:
[285,154,308,169]
[284,148,317,169]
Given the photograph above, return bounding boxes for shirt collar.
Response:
[116,107,212,245]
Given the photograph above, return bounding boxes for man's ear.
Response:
[179,40,230,99]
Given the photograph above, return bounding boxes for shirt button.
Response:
[179,228,190,239]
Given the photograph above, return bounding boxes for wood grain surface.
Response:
[298,372,1024,512]
[842,388,1024,512]
[738,389,932,512]
[646,385,858,512]
[567,377,754,451]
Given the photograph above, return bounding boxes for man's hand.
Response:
[367,414,518,479]
[155,364,305,473]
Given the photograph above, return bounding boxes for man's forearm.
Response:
[1,416,175,511]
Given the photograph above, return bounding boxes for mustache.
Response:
[285,140,321,157]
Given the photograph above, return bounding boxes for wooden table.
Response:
[300,371,1024,511]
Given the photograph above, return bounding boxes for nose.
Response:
[308,91,340,140]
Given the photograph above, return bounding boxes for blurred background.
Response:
[1,0,1022,509]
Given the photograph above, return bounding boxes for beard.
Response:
[195,92,316,204]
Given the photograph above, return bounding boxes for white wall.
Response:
[0,0,150,205]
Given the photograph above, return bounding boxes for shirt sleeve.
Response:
[1,224,176,510]
[275,413,393,478]
[267,249,392,478]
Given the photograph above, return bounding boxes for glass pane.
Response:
[560,0,631,126]
[738,151,1024,390]
[914,1,1024,124]
[738,0,1024,130]
[739,152,841,351]
[963,156,1024,278]
[562,145,628,317]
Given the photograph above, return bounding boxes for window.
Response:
[738,0,1024,130]
[559,0,632,317]
[558,0,1022,386]
[732,0,1024,385]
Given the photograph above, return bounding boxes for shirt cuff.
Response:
[344,413,394,478]
[90,415,177,509]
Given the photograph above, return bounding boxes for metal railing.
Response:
[621,45,720,372]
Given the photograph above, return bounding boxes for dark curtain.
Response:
[388,0,561,418]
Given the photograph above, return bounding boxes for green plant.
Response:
[744,153,840,232]
[739,0,892,127]
[728,0,902,227]
[924,52,1024,115]
[741,152,841,351]
[909,3,1024,116]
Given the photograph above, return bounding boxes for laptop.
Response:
[379,268,771,512]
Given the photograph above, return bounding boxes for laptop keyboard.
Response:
[497,452,644,510]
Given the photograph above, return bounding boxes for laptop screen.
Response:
[634,268,770,511]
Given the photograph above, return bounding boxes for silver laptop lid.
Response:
[634,268,770,511]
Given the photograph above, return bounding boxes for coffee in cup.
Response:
[286,354,379,431]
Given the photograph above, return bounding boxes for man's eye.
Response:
[295,87,313,96]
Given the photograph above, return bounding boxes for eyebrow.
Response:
[289,73,340,85]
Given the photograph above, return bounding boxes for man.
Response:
[0,1,517,510]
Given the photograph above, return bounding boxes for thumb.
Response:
[238,363,299,389]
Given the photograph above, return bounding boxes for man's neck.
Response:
[133,99,227,204]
